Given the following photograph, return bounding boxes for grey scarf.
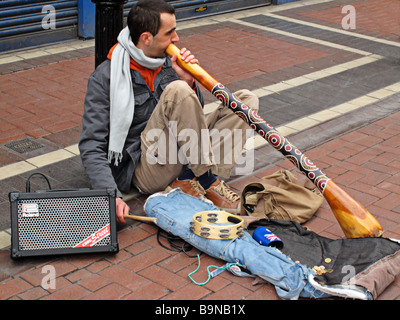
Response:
[109,26,166,165]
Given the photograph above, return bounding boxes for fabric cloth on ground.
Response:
[247,219,400,299]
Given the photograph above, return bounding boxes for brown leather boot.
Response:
[165,178,206,198]
[205,179,241,214]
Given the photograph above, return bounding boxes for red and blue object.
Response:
[253,227,284,250]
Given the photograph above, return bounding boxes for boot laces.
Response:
[190,179,206,197]
[214,181,240,202]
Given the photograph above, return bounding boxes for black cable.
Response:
[26,172,52,192]
[156,228,200,258]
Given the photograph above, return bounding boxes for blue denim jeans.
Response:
[144,189,330,300]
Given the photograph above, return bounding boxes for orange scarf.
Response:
[107,43,162,92]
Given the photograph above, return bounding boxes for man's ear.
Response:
[139,32,153,46]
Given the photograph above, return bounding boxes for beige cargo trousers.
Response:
[133,80,259,194]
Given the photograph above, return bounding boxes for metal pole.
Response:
[91,0,128,68]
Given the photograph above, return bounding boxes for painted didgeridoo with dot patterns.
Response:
[166,44,383,238]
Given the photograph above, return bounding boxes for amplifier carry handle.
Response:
[26,173,52,192]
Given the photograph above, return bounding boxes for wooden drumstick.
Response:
[166,44,383,238]
[124,214,157,223]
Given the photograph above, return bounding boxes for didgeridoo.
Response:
[166,44,383,238]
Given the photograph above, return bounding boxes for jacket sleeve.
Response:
[78,61,122,197]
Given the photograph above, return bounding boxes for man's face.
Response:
[145,12,179,58]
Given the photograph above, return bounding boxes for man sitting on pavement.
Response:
[79,0,259,224]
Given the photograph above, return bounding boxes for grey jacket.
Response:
[79,57,204,197]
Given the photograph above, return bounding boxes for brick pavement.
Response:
[0,0,399,303]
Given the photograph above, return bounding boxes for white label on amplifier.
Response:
[22,203,39,217]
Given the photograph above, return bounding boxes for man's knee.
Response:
[234,89,259,111]
[164,80,193,97]
[162,80,203,114]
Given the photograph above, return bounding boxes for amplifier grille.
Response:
[17,196,111,251]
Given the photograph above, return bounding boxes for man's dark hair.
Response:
[128,0,176,45]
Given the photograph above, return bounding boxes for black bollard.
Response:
[91,0,128,68]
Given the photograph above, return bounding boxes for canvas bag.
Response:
[240,170,323,224]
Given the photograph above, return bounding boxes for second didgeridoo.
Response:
[166,44,383,238]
